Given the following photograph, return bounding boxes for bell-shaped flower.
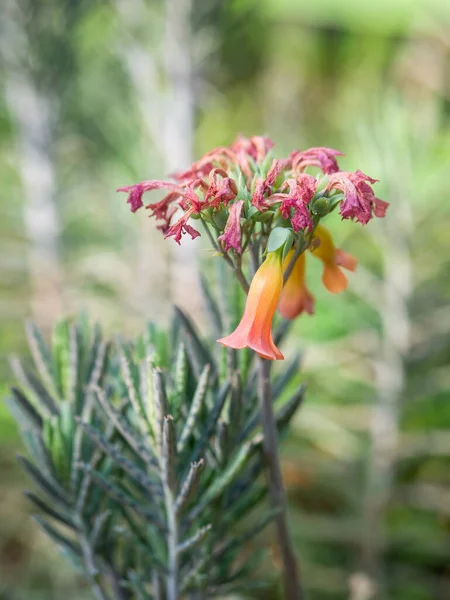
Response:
[310,225,357,293]
[217,251,284,360]
[278,250,315,320]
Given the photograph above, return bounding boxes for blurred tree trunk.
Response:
[361,156,413,596]
[1,2,63,328]
[115,0,199,319]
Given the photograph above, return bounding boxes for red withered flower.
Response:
[218,200,244,253]
[328,170,389,225]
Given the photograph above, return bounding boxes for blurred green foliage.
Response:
[1,0,450,598]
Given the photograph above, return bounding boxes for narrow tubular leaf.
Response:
[152,369,169,456]
[127,571,153,600]
[70,392,95,494]
[173,342,187,416]
[67,323,79,406]
[189,382,230,464]
[178,364,210,453]
[10,357,59,417]
[139,358,155,440]
[32,516,81,555]
[272,353,302,401]
[275,383,306,431]
[25,321,60,401]
[174,306,217,383]
[8,387,43,432]
[75,420,162,497]
[200,275,223,338]
[273,318,294,346]
[24,491,76,529]
[162,416,177,493]
[213,511,277,563]
[197,441,252,509]
[79,466,165,530]
[174,459,204,516]
[18,455,71,507]
[239,361,302,442]
[215,419,228,464]
[89,510,112,550]
[177,524,212,555]
[119,508,167,571]
[118,339,147,424]
[93,386,158,472]
[88,340,108,390]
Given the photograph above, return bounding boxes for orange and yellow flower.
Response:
[217,251,284,360]
[310,225,357,293]
[278,250,314,320]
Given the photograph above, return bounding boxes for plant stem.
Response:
[201,221,250,294]
[166,497,178,600]
[76,519,111,600]
[257,357,302,600]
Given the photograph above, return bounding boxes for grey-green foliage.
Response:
[6,281,305,599]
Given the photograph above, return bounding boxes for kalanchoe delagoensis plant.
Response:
[8,308,305,600]
[119,136,388,361]
[118,135,388,599]
[7,136,387,600]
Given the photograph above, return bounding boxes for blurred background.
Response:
[1,0,450,598]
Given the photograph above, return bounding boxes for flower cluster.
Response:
[119,135,388,360]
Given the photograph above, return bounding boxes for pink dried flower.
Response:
[204,169,238,208]
[251,159,289,210]
[218,200,244,253]
[328,170,388,224]
[164,208,201,244]
[290,147,344,175]
[117,180,184,213]
[269,174,316,232]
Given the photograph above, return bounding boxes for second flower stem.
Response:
[257,357,303,600]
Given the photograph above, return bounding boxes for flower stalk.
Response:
[258,356,303,600]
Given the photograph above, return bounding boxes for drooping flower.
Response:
[268,174,316,232]
[217,251,284,360]
[278,250,315,320]
[252,159,289,210]
[164,208,201,244]
[290,147,344,175]
[204,169,238,208]
[310,225,357,293]
[118,180,184,213]
[328,170,389,225]
[218,200,244,253]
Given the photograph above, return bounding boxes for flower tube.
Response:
[217,251,284,360]
[278,250,314,320]
[310,225,357,293]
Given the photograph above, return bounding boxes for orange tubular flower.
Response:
[310,225,357,293]
[278,250,314,320]
[217,251,284,360]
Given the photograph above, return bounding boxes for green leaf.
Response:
[189,382,230,464]
[75,419,162,498]
[80,466,164,530]
[24,491,76,529]
[10,357,59,417]
[25,321,60,402]
[93,386,158,472]
[178,364,210,453]
[32,516,81,556]
[267,227,294,253]
[174,306,218,385]
[7,387,43,432]
[18,455,71,507]
[200,275,224,339]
